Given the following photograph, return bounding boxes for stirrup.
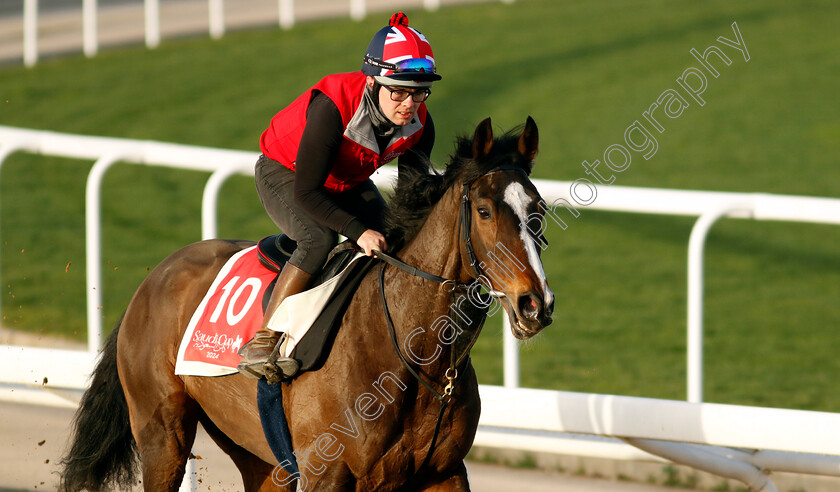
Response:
[237,330,284,380]
[238,361,268,380]
[274,357,301,378]
[264,334,300,384]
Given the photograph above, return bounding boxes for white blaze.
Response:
[503,182,555,308]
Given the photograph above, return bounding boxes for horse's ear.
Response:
[472,117,494,160]
[518,116,539,162]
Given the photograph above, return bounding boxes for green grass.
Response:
[1,0,839,411]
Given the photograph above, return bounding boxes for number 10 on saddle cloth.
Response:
[175,246,366,377]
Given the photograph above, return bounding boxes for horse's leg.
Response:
[117,250,207,490]
[417,461,471,491]
[303,462,356,492]
[120,325,199,490]
[199,415,285,492]
[129,388,200,491]
[199,411,356,492]
[119,312,199,491]
[117,240,258,490]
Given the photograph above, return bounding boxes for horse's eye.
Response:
[477,207,491,219]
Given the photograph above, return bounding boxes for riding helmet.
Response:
[362,12,442,88]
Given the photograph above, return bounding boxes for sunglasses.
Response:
[364,55,437,75]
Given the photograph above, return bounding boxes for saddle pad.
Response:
[291,256,375,372]
[175,246,367,377]
[267,252,366,358]
[175,246,276,376]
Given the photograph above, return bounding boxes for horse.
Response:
[59,117,554,491]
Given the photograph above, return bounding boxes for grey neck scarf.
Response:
[363,83,398,138]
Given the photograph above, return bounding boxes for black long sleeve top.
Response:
[292,91,435,241]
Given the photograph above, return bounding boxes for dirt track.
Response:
[0,398,682,491]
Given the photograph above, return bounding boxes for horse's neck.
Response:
[399,185,465,285]
[385,186,468,373]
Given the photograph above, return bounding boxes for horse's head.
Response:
[384,116,554,338]
[460,117,554,339]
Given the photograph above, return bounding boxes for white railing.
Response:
[1,126,839,491]
[0,126,255,351]
[14,0,513,67]
[527,179,840,403]
[3,347,840,492]
[10,125,840,397]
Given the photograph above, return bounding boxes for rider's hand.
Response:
[356,229,387,256]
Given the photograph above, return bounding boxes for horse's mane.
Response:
[384,124,534,250]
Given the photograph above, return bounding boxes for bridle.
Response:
[374,164,528,471]
[459,163,529,281]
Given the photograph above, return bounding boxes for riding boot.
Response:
[238,262,312,382]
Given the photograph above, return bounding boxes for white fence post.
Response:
[23,0,38,67]
[423,0,441,11]
[209,0,225,39]
[83,0,98,58]
[623,438,778,492]
[0,145,24,327]
[279,0,294,30]
[686,202,752,403]
[178,457,198,492]
[85,154,125,352]
[202,165,251,240]
[502,317,519,388]
[145,0,161,49]
[350,0,365,21]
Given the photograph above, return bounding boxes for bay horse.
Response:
[60,117,554,491]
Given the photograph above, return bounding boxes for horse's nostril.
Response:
[517,294,540,321]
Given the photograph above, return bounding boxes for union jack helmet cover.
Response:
[362,12,441,86]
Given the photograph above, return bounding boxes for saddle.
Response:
[254,236,374,478]
[257,234,359,285]
[256,234,374,373]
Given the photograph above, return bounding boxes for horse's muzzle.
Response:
[511,291,553,338]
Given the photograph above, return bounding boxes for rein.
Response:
[374,251,482,397]
[376,259,484,472]
[374,164,525,472]
[374,250,464,288]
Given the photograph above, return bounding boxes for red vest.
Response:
[260,72,428,193]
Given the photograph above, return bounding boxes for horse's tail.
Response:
[59,317,138,491]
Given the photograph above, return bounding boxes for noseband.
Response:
[374,163,528,471]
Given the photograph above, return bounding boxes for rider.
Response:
[238,12,441,382]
